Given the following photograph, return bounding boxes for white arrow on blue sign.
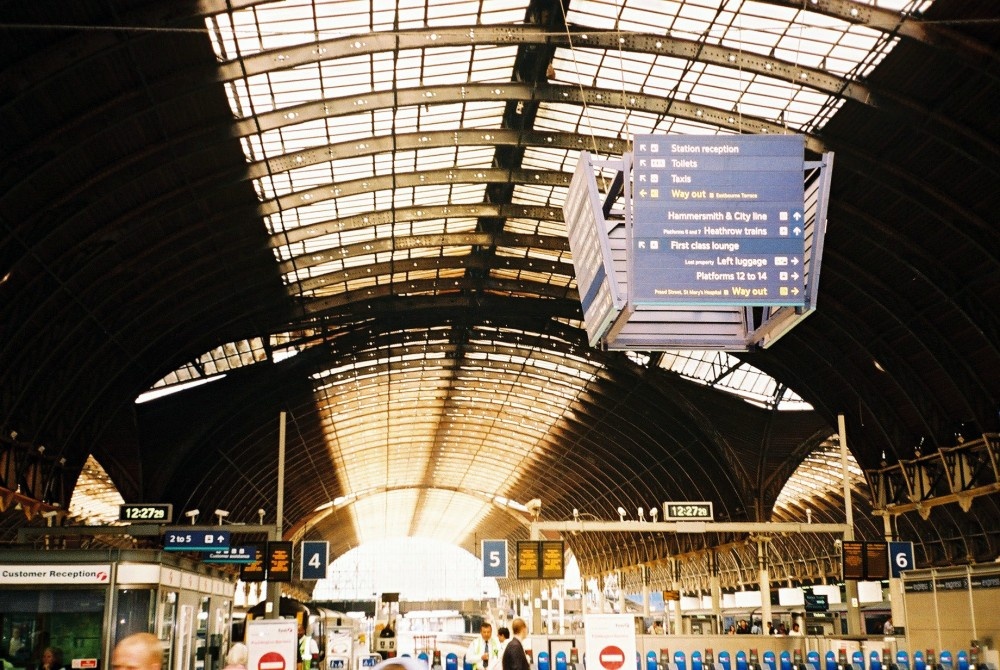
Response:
[482,539,507,578]
[163,529,231,551]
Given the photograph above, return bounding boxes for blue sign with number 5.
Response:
[482,539,507,578]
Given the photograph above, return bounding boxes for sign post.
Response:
[584,615,636,670]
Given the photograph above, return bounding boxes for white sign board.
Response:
[0,564,111,584]
[584,615,636,670]
[247,619,298,670]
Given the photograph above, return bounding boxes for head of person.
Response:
[42,648,62,668]
[298,623,306,636]
[226,644,248,668]
[112,633,162,670]
[511,619,527,639]
[479,623,492,641]
[497,628,510,642]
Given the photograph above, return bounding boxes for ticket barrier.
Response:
[940,651,954,670]
[418,653,430,667]
[970,643,992,670]
[852,650,865,670]
[870,650,882,670]
[824,651,837,670]
[659,649,672,670]
[539,651,551,670]
[748,649,762,670]
[763,650,776,670]
[446,653,458,670]
[792,650,808,670]
[675,651,688,670]
[806,652,821,670]
[328,654,350,670]
[433,651,442,669]
[915,651,926,670]
[705,648,717,670]
[736,651,748,670]
[892,649,912,670]
[558,651,570,670]
[780,651,791,670]
[646,651,659,670]
[719,652,732,670]
[957,651,969,670]
[693,651,703,670]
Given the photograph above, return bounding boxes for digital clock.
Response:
[119,503,173,523]
[663,501,714,521]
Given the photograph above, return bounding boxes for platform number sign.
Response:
[300,541,329,580]
[889,541,914,578]
[482,539,508,578]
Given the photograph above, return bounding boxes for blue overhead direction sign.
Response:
[204,545,257,563]
[300,540,329,580]
[889,541,915,578]
[482,539,508,578]
[630,133,806,307]
[163,529,231,551]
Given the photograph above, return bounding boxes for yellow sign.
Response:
[517,541,540,579]
[541,541,565,579]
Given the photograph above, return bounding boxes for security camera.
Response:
[258,508,266,524]
[649,507,658,521]
[525,498,542,516]
[637,507,645,521]
[617,506,627,522]
[834,538,842,550]
[214,509,230,525]
[185,509,200,525]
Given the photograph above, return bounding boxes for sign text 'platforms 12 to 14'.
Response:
[632,134,806,306]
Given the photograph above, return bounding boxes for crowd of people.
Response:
[725,620,803,636]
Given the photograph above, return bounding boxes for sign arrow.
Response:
[793,226,802,236]
[639,189,647,197]
[791,257,800,265]
[793,211,802,221]
[791,287,800,295]
[791,272,800,280]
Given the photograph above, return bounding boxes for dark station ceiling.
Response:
[1,0,999,583]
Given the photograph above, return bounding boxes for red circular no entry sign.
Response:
[599,646,626,670]
[259,651,286,670]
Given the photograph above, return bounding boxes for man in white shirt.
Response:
[466,623,499,670]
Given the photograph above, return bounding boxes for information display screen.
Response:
[865,542,889,581]
[631,134,806,306]
[517,541,540,579]
[842,541,866,580]
[540,541,565,579]
[266,541,293,582]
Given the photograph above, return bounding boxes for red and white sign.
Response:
[247,619,297,670]
[259,652,286,670]
[1,564,111,584]
[583,615,636,670]
[72,660,98,669]
[599,646,626,670]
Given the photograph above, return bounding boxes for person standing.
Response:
[111,633,162,670]
[501,620,530,670]
[496,628,511,670]
[299,623,319,670]
[883,618,894,635]
[466,623,498,670]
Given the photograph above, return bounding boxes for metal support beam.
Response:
[531,520,849,534]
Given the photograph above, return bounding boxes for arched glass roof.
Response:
[136,0,932,546]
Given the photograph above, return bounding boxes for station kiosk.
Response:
[0,549,236,670]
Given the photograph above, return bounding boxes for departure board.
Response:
[517,541,540,579]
